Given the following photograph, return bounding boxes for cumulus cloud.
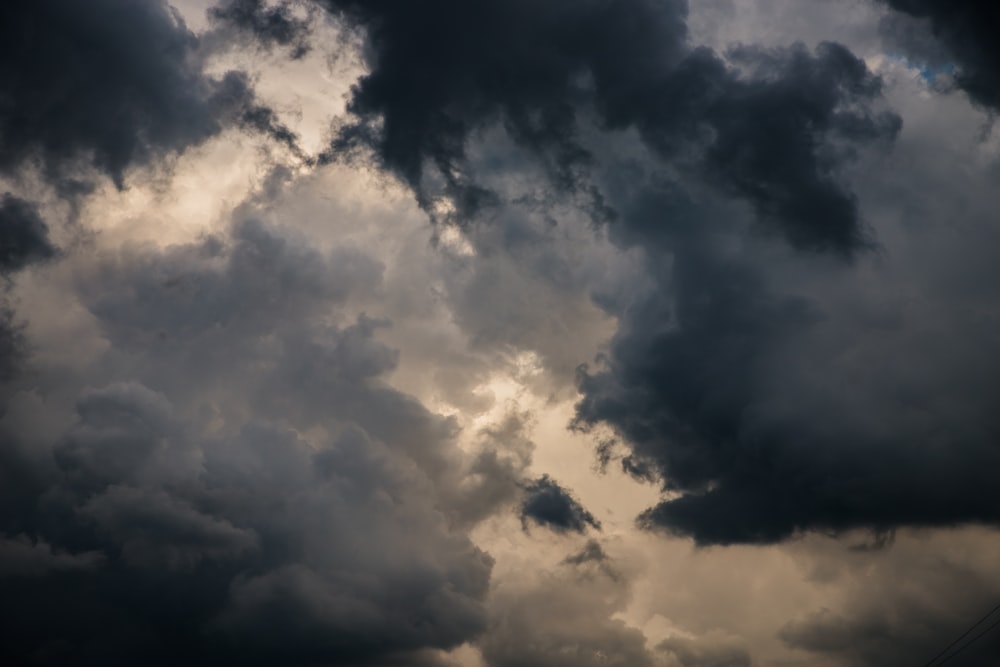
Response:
[520,474,601,535]
[0,216,503,665]
[569,35,1000,545]
[0,193,57,380]
[879,1,1000,110]
[310,0,897,255]
[0,194,57,275]
[209,0,315,58]
[0,535,103,577]
[0,0,301,190]
[776,528,1000,667]
[223,0,1000,551]
[218,0,1000,551]
[4,1,1000,666]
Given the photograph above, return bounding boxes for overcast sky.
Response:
[2,1,1000,665]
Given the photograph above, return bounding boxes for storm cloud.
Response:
[520,474,601,534]
[573,156,1000,544]
[0,0,300,189]
[262,0,1000,548]
[0,217,498,665]
[3,0,1000,665]
[0,194,56,275]
[880,0,1000,110]
[0,194,56,381]
[209,0,315,58]
[284,0,1000,547]
[313,0,898,255]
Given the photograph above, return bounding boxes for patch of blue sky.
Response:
[885,51,957,85]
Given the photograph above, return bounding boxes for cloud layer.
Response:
[2,1,1000,665]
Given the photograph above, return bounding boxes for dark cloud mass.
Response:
[318,0,898,254]
[520,474,601,534]
[0,0,299,188]
[880,0,1000,110]
[210,0,315,58]
[574,174,1000,544]
[302,0,990,547]
[0,194,56,380]
[262,0,1000,550]
[4,0,1000,666]
[0,219,498,665]
[0,194,57,275]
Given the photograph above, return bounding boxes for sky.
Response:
[1,1,1000,665]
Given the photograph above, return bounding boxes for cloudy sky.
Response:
[2,1,1000,665]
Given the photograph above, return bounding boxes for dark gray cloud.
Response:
[4,1,1000,666]
[520,474,601,535]
[880,1,1000,110]
[0,194,57,275]
[0,194,56,381]
[562,23,1000,546]
[0,535,103,577]
[0,217,502,666]
[212,0,995,555]
[0,0,300,189]
[782,606,1000,667]
[307,0,897,255]
[0,305,26,383]
[145,0,1000,566]
[282,0,1000,548]
[79,485,259,570]
[248,0,1000,551]
[574,233,819,544]
[209,0,315,59]
[573,163,1000,544]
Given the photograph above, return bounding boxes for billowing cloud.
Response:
[0,535,103,577]
[209,0,315,58]
[282,0,992,547]
[0,217,500,665]
[210,0,1000,551]
[658,633,751,667]
[0,194,56,275]
[312,0,897,255]
[0,0,300,190]
[520,474,601,535]
[879,1,1000,110]
[239,0,1000,550]
[0,194,57,380]
[570,35,1000,544]
[775,528,1000,667]
[3,1,1000,666]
